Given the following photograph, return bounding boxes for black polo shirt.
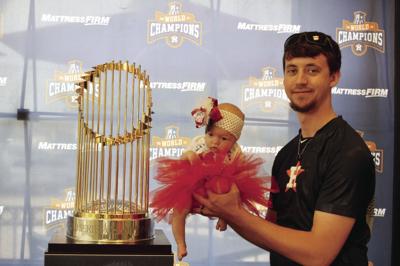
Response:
[270,116,375,266]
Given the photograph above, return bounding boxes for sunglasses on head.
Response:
[284,32,335,51]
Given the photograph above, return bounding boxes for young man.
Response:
[194,31,375,265]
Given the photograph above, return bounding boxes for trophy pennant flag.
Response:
[67,61,154,242]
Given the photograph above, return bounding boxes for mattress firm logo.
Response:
[46,60,97,108]
[41,14,110,26]
[43,188,75,228]
[242,67,288,112]
[237,22,300,33]
[150,81,206,92]
[336,11,385,56]
[38,142,77,150]
[332,87,388,98]
[147,1,202,48]
[373,207,386,217]
[150,125,191,160]
[241,145,282,155]
[358,131,384,173]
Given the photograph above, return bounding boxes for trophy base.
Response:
[44,229,174,266]
[67,213,154,242]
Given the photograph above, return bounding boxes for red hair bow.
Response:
[191,97,222,128]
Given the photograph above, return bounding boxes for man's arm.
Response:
[194,184,355,266]
[265,209,276,223]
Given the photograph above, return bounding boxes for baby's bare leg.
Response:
[216,218,227,231]
[172,208,190,260]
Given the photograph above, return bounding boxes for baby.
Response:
[151,97,272,260]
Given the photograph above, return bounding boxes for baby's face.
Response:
[205,126,236,155]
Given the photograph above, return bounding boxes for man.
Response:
[194,31,375,265]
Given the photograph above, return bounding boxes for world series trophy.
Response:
[44,61,173,265]
[68,60,154,242]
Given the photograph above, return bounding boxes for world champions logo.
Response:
[336,11,385,56]
[358,131,384,173]
[46,60,86,108]
[366,140,384,173]
[147,1,202,48]
[241,67,288,112]
[150,125,191,160]
[46,60,98,109]
[43,188,75,229]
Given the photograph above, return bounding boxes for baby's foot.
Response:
[216,219,227,231]
[177,244,188,260]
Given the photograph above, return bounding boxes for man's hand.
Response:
[193,183,242,221]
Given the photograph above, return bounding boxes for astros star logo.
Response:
[285,161,304,192]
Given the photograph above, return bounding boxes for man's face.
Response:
[283,54,340,113]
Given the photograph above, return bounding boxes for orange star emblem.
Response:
[285,161,304,192]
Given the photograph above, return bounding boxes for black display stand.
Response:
[44,229,174,266]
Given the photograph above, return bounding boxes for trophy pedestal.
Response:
[44,229,174,266]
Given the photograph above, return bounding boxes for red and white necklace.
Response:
[285,135,312,192]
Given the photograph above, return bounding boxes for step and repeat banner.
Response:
[0,0,394,265]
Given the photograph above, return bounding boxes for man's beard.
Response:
[289,100,316,113]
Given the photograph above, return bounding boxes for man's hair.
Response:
[282,31,342,74]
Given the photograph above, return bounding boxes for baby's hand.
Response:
[216,218,227,231]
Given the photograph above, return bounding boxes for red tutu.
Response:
[150,152,276,222]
